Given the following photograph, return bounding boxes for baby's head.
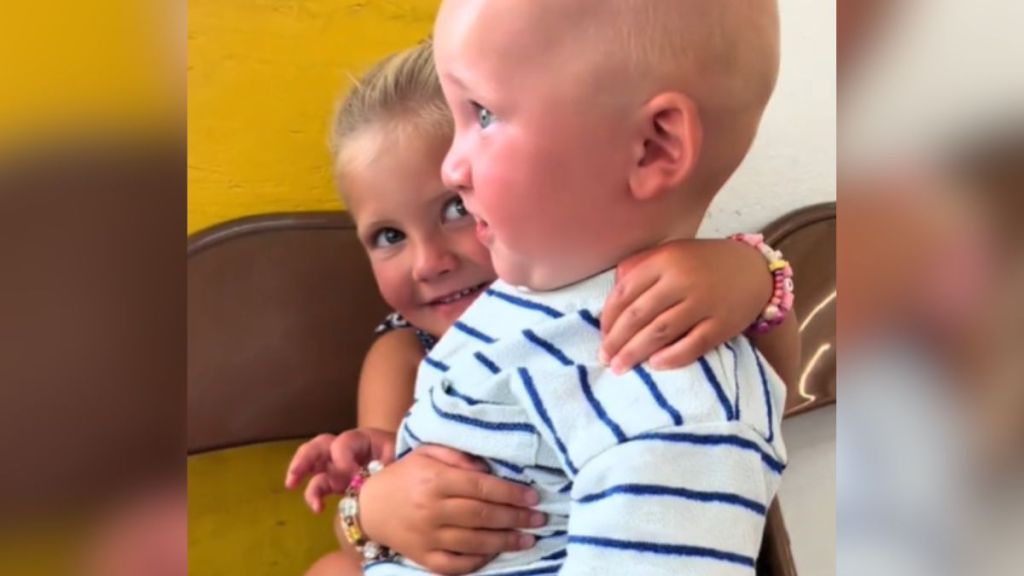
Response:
[434,0,780,289]
[331,41,495,338]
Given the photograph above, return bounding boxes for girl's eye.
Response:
[371,227,406,248]
[472,102,495,129]
[441,196,470,222]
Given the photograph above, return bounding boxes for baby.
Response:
[356,1,788,574]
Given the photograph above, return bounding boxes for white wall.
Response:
[701,0,837,238]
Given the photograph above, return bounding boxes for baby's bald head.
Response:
[432,0,781,287]
[436,0,779,188]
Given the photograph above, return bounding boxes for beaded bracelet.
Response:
[731,233,795,335]
[337,460,395,562]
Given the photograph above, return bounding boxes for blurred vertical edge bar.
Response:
[839,0,1024,575]
[0,0,185,574]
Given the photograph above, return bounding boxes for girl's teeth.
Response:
[438,285,479,304]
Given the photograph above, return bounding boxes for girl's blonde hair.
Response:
[329,39,450,169]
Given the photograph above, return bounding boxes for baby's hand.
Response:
[283,428,395,513]
[601,239,771,373]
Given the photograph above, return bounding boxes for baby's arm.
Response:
[602,238,800,384]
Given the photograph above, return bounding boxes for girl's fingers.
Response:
[421,550,493,576]
[441,498,546,530]
[284,434,334,488]
[602,280,684,368]
[439,469,540,508]
[603,265,660,338]
[648,320,721,371]
[434,527,536,556]
[414,444,490,473]
[303,473,332,513]
[328,430,372,481]
[609,303,704,373]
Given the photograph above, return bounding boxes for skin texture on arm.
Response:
[356,328,423,432]
[304,329,423,576]
[749,313,800,388]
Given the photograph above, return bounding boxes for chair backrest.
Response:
[0,138,184,519]
[758,201,836,576]
[187,213,389,453]
[763,202,836,417]
[187,205,836,575]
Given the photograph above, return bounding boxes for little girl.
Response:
[287,40,798,576]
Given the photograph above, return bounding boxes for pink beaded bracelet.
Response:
[731,233,795,335]
[338,460,395,562]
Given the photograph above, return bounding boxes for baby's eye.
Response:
[371,227,405,248]
[441,196,470,222]
[472,102,495,129]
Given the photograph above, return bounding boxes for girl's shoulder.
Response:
[375,311,437,353]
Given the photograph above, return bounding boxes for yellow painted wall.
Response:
[188,0,440,235]
[0,2,177,154]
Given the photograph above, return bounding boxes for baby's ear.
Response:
[628,92,702,201]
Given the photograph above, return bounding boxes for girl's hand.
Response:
[359,445,544,575]
[284,428,395,513]
[602,239,771,373]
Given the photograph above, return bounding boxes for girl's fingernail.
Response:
[525,490,540,505]
[519,534,536,548]
[598,349,609,365]
[530,512,546,527]
[609,358,625,374]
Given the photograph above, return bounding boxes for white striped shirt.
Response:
[373,270,787,576]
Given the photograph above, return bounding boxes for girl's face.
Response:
[342,128,496,338]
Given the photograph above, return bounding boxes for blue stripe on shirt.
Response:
[403,422,423,445]
[423,355,449,372]
[453,320,497,344]
[540,549,568,562]
[444,383,489,406]
[523,329,574,367]
[486,288,564,319]
[518,367,579,475]
[633,431,786,474]
[576,483,767,515]
[632,366,684,426]
[577,365,627,442]
[429,395,536,434]
[577,309,601,330]
[698,356,736,421]
[489,563,564,576]
[488,457,526,475]
[568,535,755,568]
[474,351,501,374]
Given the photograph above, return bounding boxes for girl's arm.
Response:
[356,328,422,432]
[602,238,801,385]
